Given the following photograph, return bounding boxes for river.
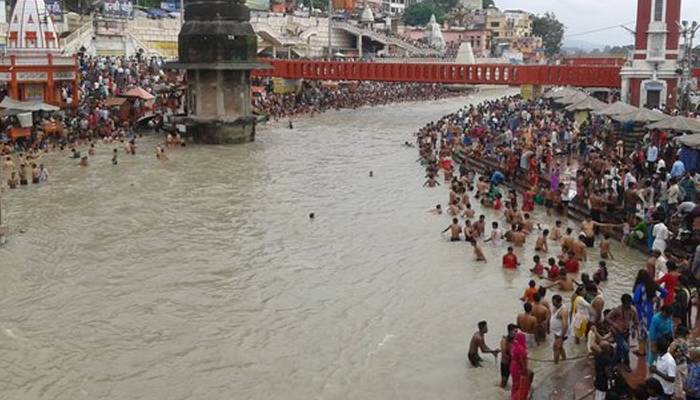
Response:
[0,89,646,400]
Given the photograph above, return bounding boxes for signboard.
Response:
[102,0,134,19]
[160,1,179,11]
[44,0,63,22]
[17,72,48,81]
[53,71,76,80]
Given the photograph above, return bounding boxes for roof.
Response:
[0,97,59,111]
[121,87,155,100]
[6,0,60,52]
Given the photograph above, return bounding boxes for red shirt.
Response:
[565,258,580,274]
[548,265,560,280]
[532,262,544,276]
[503,253,518,269]
[656,273,679,306]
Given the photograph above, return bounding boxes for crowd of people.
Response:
[0,53,186,187]
[418,93,700,399]
[252,79,460,120]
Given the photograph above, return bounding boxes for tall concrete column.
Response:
[620,77,630,104]
[358,35,362,58]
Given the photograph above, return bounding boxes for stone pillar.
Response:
[620,77,630,104]
[358,35,362,58]
[272,46,277,58]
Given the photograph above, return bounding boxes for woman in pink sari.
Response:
[510,331,529,400]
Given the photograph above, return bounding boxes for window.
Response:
[490,22,499,28]
[654,0,663,22]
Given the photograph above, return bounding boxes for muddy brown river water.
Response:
[0,89,646,399]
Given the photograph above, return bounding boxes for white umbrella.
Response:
[612,108,668,123]
[566,96,608,112]
[555,91,588,105]
[594,101,639,116]
[646,116,700,133]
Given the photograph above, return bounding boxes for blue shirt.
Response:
[671,160,686,178]
[648,313,673,343]
[686,362,700,397]
[647,146,659,162]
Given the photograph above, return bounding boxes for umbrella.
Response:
[674,133,700,149]
[555,91,588,105]
[611,108,668,123]
[594,101,639,116]
[566,96,608,112]
[545,87,582,99]
[122,87,155,101]
[0,97,60,112]
[646,116,700,133]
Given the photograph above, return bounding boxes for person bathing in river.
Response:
[600,234,613,260]
[471,240,487,262]
[535,230,549,253]
[443,218,461,242]
[467,321,500,367]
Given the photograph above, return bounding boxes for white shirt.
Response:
[653,352,676,395]
[652,223,670,252]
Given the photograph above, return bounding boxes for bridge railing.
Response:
[252,59,626,88]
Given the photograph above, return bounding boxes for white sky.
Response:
[495,0,700,46]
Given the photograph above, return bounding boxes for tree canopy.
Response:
[532,12,565,57]
[403,2,444,26]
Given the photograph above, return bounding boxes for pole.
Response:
[327,0,332,59]
[180,0,184,28]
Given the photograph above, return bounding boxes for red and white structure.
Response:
[620,0,682,109]
[0,0,79,106]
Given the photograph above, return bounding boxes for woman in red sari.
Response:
[510,331,529,400]
[522,187,535,212]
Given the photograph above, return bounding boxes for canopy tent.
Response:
[0,97,59,112]
[611,108,668,123]
[565,96,608,112]
[646,116,700,134]
[594,101,639,116]
[121,87,155,101]
[555,91,588,105]
[545,87,584,99]
[674,134,700,149]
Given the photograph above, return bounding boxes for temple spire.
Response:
[6,0,60,53]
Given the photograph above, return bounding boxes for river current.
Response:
[0,89,646,399]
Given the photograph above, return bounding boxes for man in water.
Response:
[606,293,638,370]
[112,149,118,165]
[467,321,500,367]
[551,294,569,364]
[442,218,462,242]
[516,302,538,344]
[7,171,18,189]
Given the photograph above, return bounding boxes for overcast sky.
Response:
[496,0,700,46]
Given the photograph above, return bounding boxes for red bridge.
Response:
[254,59,700,89]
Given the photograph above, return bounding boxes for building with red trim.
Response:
[0,0,79,107]
[620,0,681,109]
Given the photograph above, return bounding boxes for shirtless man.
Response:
[551,295,569,364]
[581,216,619,248]
[429,204,442,215]
[522,213,534,233]
[424,175,439,187]
[512,226,527,247]
[532,293,551,344]
[561,228,575,253]
[443,218,462,242]
[7,171,18,189]
[463,203,475,219]
[467,321,500,367]
[646,250,661,278]
[517,302,538,344]
[535,229,549,253]
[599,234,613,260]
[551,220,563,241]
[448,200,460,216]
[570,235,588,262]
[545,273,576,292]
[472,215,486,238]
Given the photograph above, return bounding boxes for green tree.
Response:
[482,0,495,8]
[532,12,565,58]
[403,2,443,26]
